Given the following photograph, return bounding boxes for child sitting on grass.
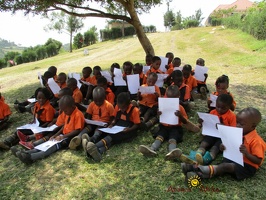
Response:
[67,78,83,104]
[208,74,236,112]
[69,87,114,150]
[97,76,115,106]
[15,95,85,164]
[79,66,92,98]
[195,58,209,94]
[170,94,236,165]
[0,92,11,130]
[139,85,188,159]
[83,92,140,162]
[182,107,266,181]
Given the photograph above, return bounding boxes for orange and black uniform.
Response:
[87,100,114,123]
[105,87,115,106]
[0,101,11,120]
[202,109,236,150]
[33,100,56,125]
[154,104,187,142]
[143,68,164,84]
[166,63,174,75]
[183,75,197,93]
[209,91,236,112]
[72,87,83,104]
[114,73,129,104]
[223,129,266,180]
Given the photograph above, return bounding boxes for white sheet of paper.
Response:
[159,98,179,125]
[85,119,107,127]
[68,72,73,78]
[71,73,82,88]
[218,125,243,166]
[210,94,218,107]
[143,65,150,74]
[194,65,208,82]
[155,74,168,87]
[27,98,36,103]
[159,56,169,72]
[34,140,60,151]
[173,67,183,71]
[127,74,140,94]
[101,71,113,83]
[17,122,58,134]
[80,80,93,86]
[114,68,127,86]
[48,78,61,94]
[197,112,220,137]
[139,86,155,94]
[98,125,125,134]
[38,72,44,87]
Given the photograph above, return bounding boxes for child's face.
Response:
[123,65,132,75]
[172,76,183,87]
[60,104,75,116]
[82,69,91,78]
[93,69,102,79]
[37,91,47,106]
[216,100,230,115]
[97,82,107,90]
[166,55,174,64]
[118,103,129,113]
[152,60,161,70]
[93,96,105,107]
[236,112,255,135]
[216,83,228,95]
[173,59,181,67]
[146,57,152,66]
[57,76,66,85]
[182,70,190,79]
[133,66,142,75]
[146,76,157,86]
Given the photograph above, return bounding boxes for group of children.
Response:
[0,53,265,184]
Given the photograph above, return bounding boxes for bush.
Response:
[0,58,6,68]
[222,14,242,29]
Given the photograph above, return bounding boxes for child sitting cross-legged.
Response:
[0,92,11,130]
[15,95,85,164]
[139,85,188,159]
[83,92,140,162]
[182,107,266,182]
[68,87,114,150]
[170,94,236,165]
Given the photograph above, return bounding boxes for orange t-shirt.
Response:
[106,87,115,105]
[33,100,55,123]
[113,104,140,124]
[166,63,174,75]
[170,82,190,101]
[184,75,197,92]
[81,76,92,83]
[139,84,161,108]
[72,87,83,104]
[210,109,236,127]
[143,68,164,84]
[86,100,114,123]
[89,76,97,85]
[161,104,188,127]
[0,101,11,119]
[0,96,5,102]
[56,107,85,135]
[58,82,67,89]
[243,129,266,169]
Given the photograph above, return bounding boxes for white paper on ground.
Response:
[159,97,179,125]
[218,124,243,166]
[197,112,220,137]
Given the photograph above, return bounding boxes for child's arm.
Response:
[49,126,64,140]
[84,113,92,119]
[40,121,51,128]
[175,110,188,124]
[123,124,139,133]
[138,91,142,101]
[108,118,117,128]
[204,73,208,82]
[239,144,262,165]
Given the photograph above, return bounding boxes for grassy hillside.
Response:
[0,26,266,199]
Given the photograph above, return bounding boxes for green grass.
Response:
[1,26,266,199]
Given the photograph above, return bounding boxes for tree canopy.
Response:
[0,0,163,56]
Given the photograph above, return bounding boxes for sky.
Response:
[0,0,257,47]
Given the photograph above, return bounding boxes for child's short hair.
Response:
[166,85,180,97]
[215,75,229,86]
[58,72,67,80]
[217,93,233,107]
[83,66,92,73]
[67,78,78,86]
[183,64,192,72]
[133,63,143,71]
[93,66,102,71]
[147,72,158,80]
[173,57,181,63]
[146,54,153,60]
[48,66,57,76]
[171,70,183,79]
[59,95,75,107]
[97,76,108,85]
[39,88,52,100]
[34,88,43,98]
[111,63,120,69]
[93,86,106,99]
[123,61,133,68]
[117,92,131,105]
[165,52,174,58]
[238,107,262,126]
[43,71,53,80]
[152,56,161,63]
[59,87,73,97]
[196,58,205,66]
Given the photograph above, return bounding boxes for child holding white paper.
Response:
[208,75,236,112]
[139,85,188,159]
[173,94,236,165]
[79,66,92,98]
[97,76,115,105]
[83,92,140,162]
[195,58,209,95]
[182,107,266,181]
[69,87,114,150]
[15,95,85,164]
[67,78,83,104]
[138,72,161,130]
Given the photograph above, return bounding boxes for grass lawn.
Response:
[0,26,266,199]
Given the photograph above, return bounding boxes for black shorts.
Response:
[139,104,158,117]
[223,158,257,180]
[156,124,183,143]
[201,136,222,149]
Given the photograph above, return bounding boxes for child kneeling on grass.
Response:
[139,85,188,159]
[82,92,140,162]
[182,107,266,182]
[14,95,85,164]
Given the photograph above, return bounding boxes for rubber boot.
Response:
[202,151,213,165]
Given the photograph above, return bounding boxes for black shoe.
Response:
[10,146,20,157]
[17,152,33,164]
[14,100,20,104]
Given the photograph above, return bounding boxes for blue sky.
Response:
[0,0,258,47]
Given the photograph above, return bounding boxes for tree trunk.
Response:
[126,1,155,56]
[70,30,73,53]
